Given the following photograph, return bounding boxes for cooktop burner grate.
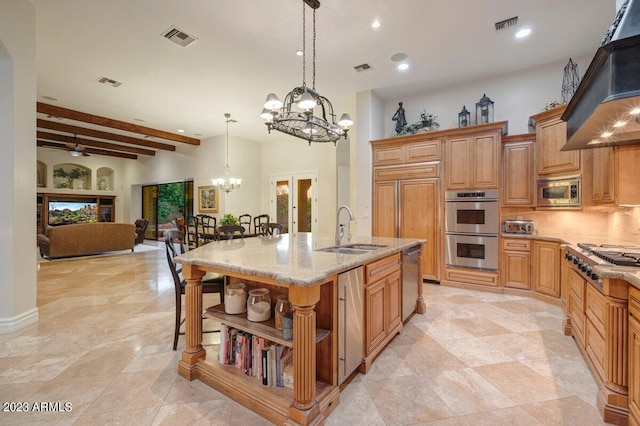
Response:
[591,250,640,267]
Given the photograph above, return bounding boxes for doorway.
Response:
[142,180,194,240]
[271,172,317,235]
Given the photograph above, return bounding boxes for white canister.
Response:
[247,288,271,322]
[224,283,247,314]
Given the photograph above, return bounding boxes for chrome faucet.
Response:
[335,205,356,246]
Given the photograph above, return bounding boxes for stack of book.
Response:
[218,325,293,389]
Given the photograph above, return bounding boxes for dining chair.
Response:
[164,230,225,350]
[238,214,252,234]
[217,224,245,240]
[199,214,217,243]
[185,215,200,249]
[253,214,270,235]
[260,222,283,236]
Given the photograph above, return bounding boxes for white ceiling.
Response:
[32,0,616,144]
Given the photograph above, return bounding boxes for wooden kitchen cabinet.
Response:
[568,268,587,347]
[501,238,531,290]
[372,137,441,167]
[592,147,615,204]
[532,240,560,298]
[592,145,640,206]
[362,253,402,372]
[630,287,640,426]
[502,136,535,206]
[529,106,581,177]
[445,131,500,189]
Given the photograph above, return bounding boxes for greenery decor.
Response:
[397,110,440,136]
[542,100,564,111]
[220,214,240,226]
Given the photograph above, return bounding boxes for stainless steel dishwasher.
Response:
[337,266,363,385]
[402,245,422,322]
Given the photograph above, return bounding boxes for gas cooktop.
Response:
[576,243,640,267]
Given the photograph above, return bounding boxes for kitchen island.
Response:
[175,233,425,425]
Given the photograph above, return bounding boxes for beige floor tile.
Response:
[449,317,512,337]
[397,339,468,378]
[324,381,386,426]
[56,346,139,380]
[473,361,573,405]
[479,332,556,360]
[74,406,160,425]
[439,337,514,367]
[421,405,545,426]
[363,375,455,424]
[520,396,608,425]
[152,399,232,425]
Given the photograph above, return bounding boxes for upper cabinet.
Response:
[372,136,441,167]
[445,129,501,190]
[592,145,640,206]
[502,134,535,207]
[529,105,581,177]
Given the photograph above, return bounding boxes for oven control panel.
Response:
[502,220,534,235]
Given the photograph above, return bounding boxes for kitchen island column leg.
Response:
[288,284,321,423]
[178,266,206,380]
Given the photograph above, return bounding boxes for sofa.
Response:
[37,222,136,259]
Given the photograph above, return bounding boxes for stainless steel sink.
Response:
[316,244,387,255]
[316,246,369,255]
[342,244,387,251]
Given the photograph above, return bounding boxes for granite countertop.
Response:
[501,232,640,289]
[175,233,425,287]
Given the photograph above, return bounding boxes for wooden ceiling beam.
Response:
[37,102,200,145]
[37,140,138,160]
[37,119,175,152]
[37,131,156,156]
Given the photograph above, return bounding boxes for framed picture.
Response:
[198,185,219,213]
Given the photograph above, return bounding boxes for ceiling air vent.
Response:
[495,16,518,31]
[162,26,198,47]
[97,76,122,87]
[354,63,372,72]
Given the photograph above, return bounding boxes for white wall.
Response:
[381,55,593,138]
[260,135,336,235]
[0,0,37,333]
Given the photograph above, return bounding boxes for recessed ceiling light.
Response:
[295,50,304,56]
[613,120,627,128]
[515,28,531,39]
[601,131,613,138]
[372,20,381,29]
[177,129,185,133]
[630,107,640,115]
[133,118,145,122]
[398,63,409,71]
[390,53,407,62]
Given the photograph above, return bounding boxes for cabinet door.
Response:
[502,250,531,289]
[373,145,404,167]
[373,181,397,238]
[630,314,640,426]
[406,140,441,163]
[560,255,571,314]
[365,279,386,354]
[592,147,615,204]
[446,137,472,189]
[473,133,499,188]
[503,141,534,206]
[536,117,580,176]
[532,241,560,297]
[399,179,439,281]
[386,269,402,332]
[616,145,640,206]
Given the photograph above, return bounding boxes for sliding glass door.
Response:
[142,180,193,240]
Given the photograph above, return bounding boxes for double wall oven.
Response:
[444,190,499,271]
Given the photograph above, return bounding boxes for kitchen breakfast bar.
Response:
[175,233,426,425]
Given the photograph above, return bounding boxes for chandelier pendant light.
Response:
[213,113,241,193]
[261,0,353,145]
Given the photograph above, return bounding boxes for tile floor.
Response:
[0,245,612,425]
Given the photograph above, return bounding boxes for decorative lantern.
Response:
[458,105,471,127]
[475,94,494,125]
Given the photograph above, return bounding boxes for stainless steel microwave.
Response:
[536,176,581,209]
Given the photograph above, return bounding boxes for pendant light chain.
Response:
[312,7,316,90]
[302,2,306,89]
[225,113,230,168]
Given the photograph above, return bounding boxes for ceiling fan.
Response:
[65,135,89,157]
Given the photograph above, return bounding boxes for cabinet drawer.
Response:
[586,285,606,336]
[570,295,586,347]
[373,163,439,181]
[365,253,400,284]
[569,271,586,312]
[445,267,499,287]
[586,318,606,380]
[373,146,404,166]
[502,239,531,252]
[631,287,640,319]
[406,140,441,163]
